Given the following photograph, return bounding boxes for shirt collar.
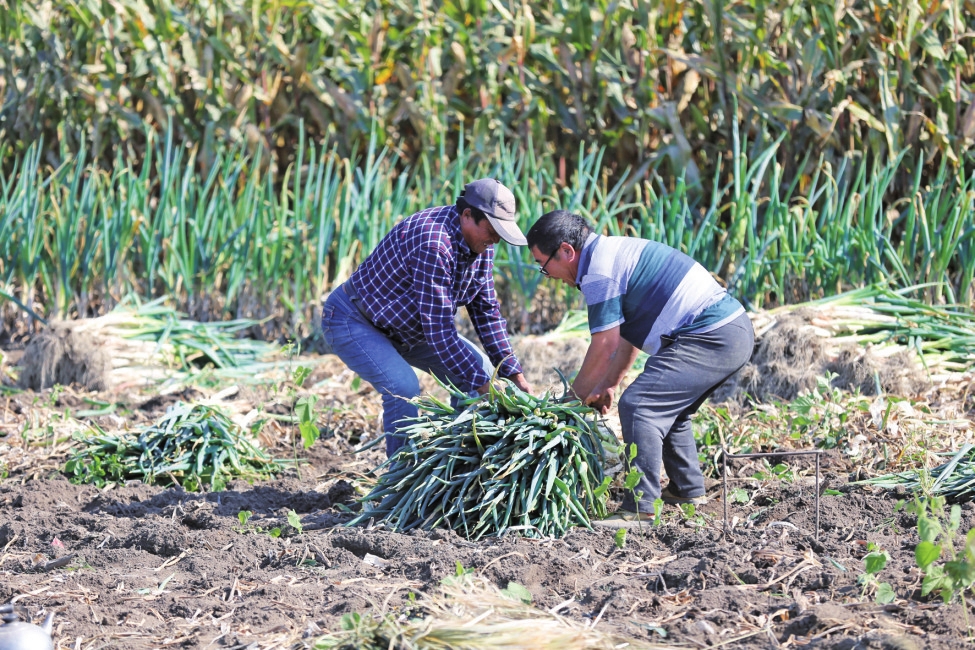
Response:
[574,232,599,289]
[450,206,477,260]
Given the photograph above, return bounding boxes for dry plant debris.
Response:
[315,573,670,649]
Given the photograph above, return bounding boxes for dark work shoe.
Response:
[660,487,707,506]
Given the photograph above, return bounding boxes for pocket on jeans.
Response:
[320,304,335,353]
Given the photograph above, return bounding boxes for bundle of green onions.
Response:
[855,444,975,501]
[348,380,619,539]
[92,297,275,366]
[65,402,282,491]
[753,284,975,372]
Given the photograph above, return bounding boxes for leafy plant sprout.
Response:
[905,495,975,637]
[281,340,320,481]
[622,442,646,528]
[857,542,895,604]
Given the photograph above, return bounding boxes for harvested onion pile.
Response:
[349,380,619,539]
[856,443,975,502]
[65,402,282,491]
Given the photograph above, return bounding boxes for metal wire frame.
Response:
[722,448,824,542]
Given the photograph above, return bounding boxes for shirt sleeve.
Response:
[411,239,493,392]
[581,275,624,333]
[465,253,524,379]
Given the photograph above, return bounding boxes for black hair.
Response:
[456,195,489,224]
[526,210,593,254]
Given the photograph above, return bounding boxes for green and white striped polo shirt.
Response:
[576,233,744,355]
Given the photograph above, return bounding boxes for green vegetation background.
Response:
[1,0,974,335]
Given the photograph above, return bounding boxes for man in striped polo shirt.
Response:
[526,210,754,527]
[320,179,532,457]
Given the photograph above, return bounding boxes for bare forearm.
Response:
[599,340,639,391]
[570,330,621,399]
[570,349,612,399]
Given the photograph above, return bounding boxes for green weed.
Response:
[857,542,896,604]
[907,497,975,606]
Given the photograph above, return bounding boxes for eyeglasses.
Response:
[538,246,560,276]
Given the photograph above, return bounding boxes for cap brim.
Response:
[487,216,527,246]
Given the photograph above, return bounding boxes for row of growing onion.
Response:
[1,122,973,336]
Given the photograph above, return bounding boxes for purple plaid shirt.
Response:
[348,205,523,392]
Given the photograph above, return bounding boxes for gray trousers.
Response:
[618,312,754,512]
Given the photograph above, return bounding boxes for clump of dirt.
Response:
[736,308,827,400]
[17,321,111,391]
[826,345,929,397]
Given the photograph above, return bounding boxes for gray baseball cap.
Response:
[462,178,527,246]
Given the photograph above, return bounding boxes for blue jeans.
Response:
[320,284,493,456]
[617,312,754,512]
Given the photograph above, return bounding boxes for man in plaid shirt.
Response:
[320,179,532,456]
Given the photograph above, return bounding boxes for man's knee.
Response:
[379,372,421,402]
